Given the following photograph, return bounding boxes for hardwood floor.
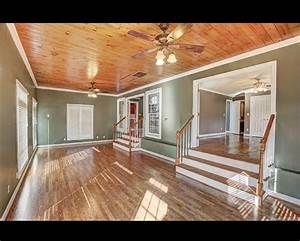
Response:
[194,133,261,163]
[7,144,300,220]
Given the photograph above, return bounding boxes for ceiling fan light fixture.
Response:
[156,58,165,66]
[167,53,177,63]
[156,50,165,60]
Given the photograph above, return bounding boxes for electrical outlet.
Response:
[7,185,10,194]
[221,128,223,131]
[96,135,99,139]
[246,128,249,132]
[63,137,66,141]
[103,135,106,139]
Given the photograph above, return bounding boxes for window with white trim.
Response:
[145,88,162,139]
[67,104,94,140]
[16,80,29,174]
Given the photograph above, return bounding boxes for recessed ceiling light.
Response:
[65,31,70,35]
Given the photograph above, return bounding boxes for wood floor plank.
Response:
[7,144,300,221]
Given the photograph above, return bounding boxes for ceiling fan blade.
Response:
[167,24,193,42]
[131,47,158,59]
[127,30,154,42]
[170,43,204,53]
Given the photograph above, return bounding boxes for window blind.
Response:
[16,81,28,173]
[67,104,94,140]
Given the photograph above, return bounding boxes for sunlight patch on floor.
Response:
[149,178,168,193]
[134,190,168,221]
[114,161,133,175]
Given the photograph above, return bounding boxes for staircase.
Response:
[113,132,141,152]
[175,114,275,206]
[112,116,143,153]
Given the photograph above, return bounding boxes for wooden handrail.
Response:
[176,115,194,165]
[260,114,275,147]
[256,113,275,207]
[177,115,194,135]
[114,116,126,127]
[112,116,126,142]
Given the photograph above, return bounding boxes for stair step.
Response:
[184,155,259,179]
[188,149,259,173]
[177,163,257,196]
[114,140,129,148]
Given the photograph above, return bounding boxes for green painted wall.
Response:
[199,90,228,134]
[0,24,36,217]
[121,43,300,199]
[37,89,116,145]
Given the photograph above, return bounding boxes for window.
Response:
[32,98,37,149]
[145,88,162,139]
[67,104,94,140]
[16,80,29,175]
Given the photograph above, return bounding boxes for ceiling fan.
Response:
[127,23,204,65]
[250,75,271,93]
[88,80,99,98]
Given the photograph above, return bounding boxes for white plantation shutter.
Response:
[16,80,28,173]
[67,104,93,140]
[32,98,38,149]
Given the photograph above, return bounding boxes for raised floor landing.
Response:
[194,133,261,164]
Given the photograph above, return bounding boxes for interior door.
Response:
[117,98,126,132]
[229,100,241,134]
[250,95,271,137]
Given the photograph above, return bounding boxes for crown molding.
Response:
[6,23,38,88]
[6,23,300,97]
[37,85,118,97]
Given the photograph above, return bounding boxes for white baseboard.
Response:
[1,147,38,221]
[268,191,300,206]
[198,132,226,138]
[38,139,113,149]
[140,148,175,164]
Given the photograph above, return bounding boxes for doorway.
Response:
[227,100,245,135]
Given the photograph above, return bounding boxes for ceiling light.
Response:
[156,58,165,66]
[167,53,177,63]
[156,50,165,60]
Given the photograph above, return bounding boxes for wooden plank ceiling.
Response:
[15,23,300,94]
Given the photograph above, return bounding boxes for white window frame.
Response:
[145,87,162,139]
[32,97,38,149]
[16,79,29,177]
[67,104,94,141]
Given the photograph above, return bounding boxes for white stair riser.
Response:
[113,142,140,152]
[183,157,258,187]
[188,149,258,173]
[116,138,140,147]
[176,166,256,204]
[121,135,140,142]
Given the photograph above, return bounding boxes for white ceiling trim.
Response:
[36,85,118,97]
[6,23,300,97]
[6,23,38,88]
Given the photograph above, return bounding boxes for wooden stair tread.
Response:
[177,163,257,195]
[184,155,259,179]
[191,148,260,165]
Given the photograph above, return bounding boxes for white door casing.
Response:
[117,98,126,132]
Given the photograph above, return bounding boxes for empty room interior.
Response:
[1,23,300,221]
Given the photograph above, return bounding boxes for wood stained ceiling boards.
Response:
[15,23,300,94]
